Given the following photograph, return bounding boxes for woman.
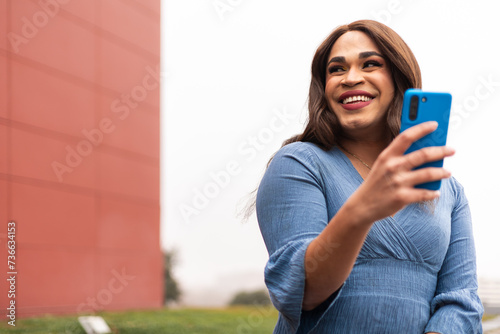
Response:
[256,20,483,333]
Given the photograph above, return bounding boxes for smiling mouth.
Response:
[341,95,373,104]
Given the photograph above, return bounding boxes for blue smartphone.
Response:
[399,89,452,190]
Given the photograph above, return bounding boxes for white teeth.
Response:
[342,95,373,104]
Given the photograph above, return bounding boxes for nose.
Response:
[341,67,364,87]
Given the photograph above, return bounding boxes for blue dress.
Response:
[256,142,483,333]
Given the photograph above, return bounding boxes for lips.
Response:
[339,90,374,104]
[338,90,374,111]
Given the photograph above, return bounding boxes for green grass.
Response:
[3,308,495,333]
[0,306,279,333]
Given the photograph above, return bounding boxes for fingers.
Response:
[400,146,455,170]
[384,165,451,196]
[362,121,454,216]
[402,167,452,187]
[399,187,441,203]
[388,121,438,156]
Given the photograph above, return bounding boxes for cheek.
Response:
[324,82,334,106]
[381,71,394,94]
[324,79,340,102]
[379,76,395,101]
[324,79,333,95]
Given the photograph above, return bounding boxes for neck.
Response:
[338,132,391,167]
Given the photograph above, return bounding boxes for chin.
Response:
[341,118,371,129]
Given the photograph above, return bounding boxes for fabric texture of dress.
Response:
[256,142,483,333]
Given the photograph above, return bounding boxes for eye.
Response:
[363,60,383,69]
[327,65,346,74]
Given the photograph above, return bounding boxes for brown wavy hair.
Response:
[241,20,423,221]
[282,20,422,150]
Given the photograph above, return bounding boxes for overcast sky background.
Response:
[161,0,500,306]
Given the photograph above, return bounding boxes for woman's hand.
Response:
[303,121,454,310]
[349,121,454,225]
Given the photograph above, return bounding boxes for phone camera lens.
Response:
[409,95,419,121]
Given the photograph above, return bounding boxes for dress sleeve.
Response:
[424,181,484,333]
[256,143,331,332]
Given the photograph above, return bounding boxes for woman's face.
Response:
[325,31,395,138]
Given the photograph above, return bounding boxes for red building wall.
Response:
[0,0,162,317]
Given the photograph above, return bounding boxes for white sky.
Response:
[161,0,500,306]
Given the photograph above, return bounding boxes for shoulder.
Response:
[262,142,333,188]
[442,176,466,199]
[274,141,323,158]
[271,142,331,168]
[266,142,349,183]
[441,176,469,211]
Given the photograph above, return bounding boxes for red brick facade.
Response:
[1,0,162,317]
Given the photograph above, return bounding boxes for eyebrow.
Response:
[327,51,385,65]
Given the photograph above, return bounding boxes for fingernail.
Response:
[445,147,455,154]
